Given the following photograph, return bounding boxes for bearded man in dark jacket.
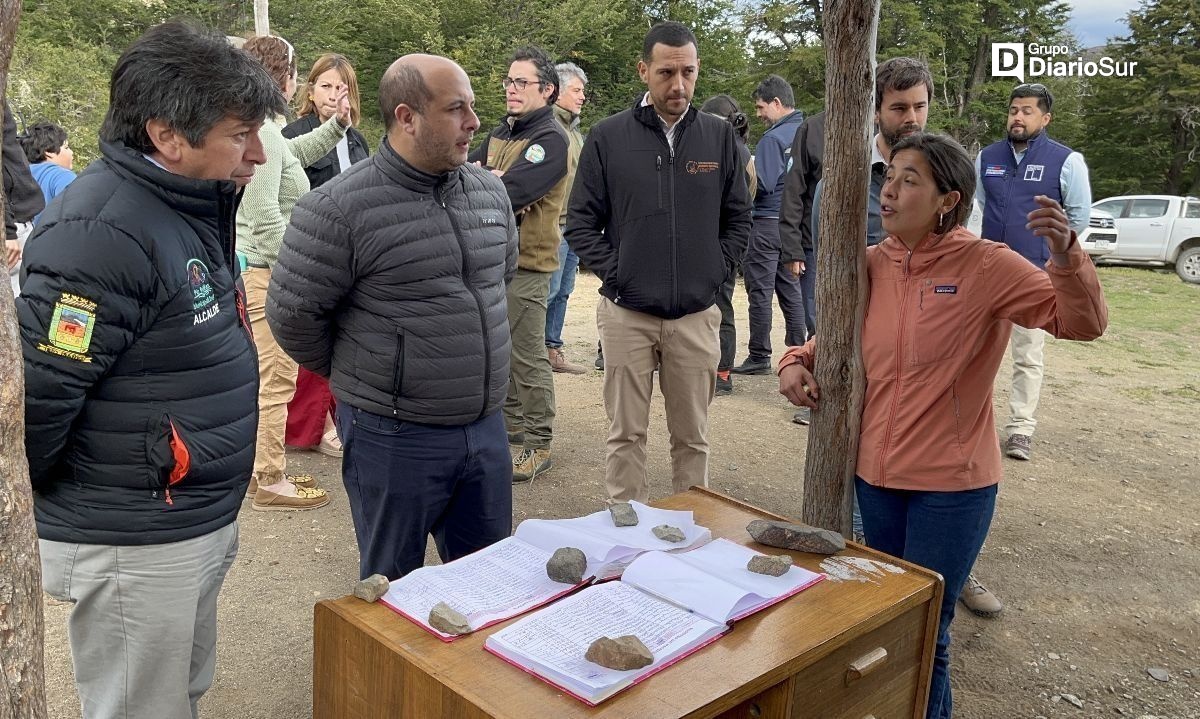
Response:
[17,22,282,719]
[566,21,752,503]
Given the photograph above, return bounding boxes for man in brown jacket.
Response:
[470,45,569,482]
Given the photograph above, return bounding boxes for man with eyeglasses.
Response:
[977,83,1092,463]
[469,45,569,483]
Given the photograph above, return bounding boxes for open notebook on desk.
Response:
[380,502,711,640]
[484,538,825,705]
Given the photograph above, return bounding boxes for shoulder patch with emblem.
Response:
[524,144,546,164]
[40,293,98,362]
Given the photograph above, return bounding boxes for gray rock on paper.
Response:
[746,519,845,555]
[429,602,472,636]
[352,574,390,603]
[585,635,654,671]
[747,554,794,577]
[608,502,639,527]
[546,547,588,584]
[652,524,686,543]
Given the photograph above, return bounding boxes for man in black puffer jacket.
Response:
[17,23,283,718]
[268,54,518,581]
[566,22,752,504]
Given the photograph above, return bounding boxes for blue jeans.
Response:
[336,405,513,580]
[855,478,997,719]
[545,235,579,349]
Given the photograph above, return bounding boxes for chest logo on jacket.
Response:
[40,292,98,362]
[685,161,719,175]
[188,259,221,326]
[985,165,1006,177]
[1023,165,1045,182]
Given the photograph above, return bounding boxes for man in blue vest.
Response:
[732,75,805,376]
[969,82,1091,621]
[977,84,1092,461]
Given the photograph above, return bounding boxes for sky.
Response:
[1067,0,1142,47]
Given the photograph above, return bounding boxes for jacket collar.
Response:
[507,104,554,134]
[552,103,579,131]
[877,225,979,271]
[99,140,237,220]
[765,110,804,137]
[376,137,459,194]
[632,99,697,134]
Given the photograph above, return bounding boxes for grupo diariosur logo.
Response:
[991,43,1138,82]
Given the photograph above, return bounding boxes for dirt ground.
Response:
[43,267,1199,719]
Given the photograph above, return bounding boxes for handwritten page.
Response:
[485,581,726,701]
[515,501,711,575]
[381,538,576,637]
[622,539,825,623]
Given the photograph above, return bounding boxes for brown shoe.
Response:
[548,347,587,375]
[252,485,330,511]
[245,476,258,498]
[512,447,553,483]
[959,574,1003,617]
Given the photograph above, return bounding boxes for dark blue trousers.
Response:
[855,478,997,719]
[336,405,513,580]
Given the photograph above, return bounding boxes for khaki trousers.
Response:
[504,268,556,448]
[245,267,297,483]
[1005,324,1046,438]
[596,298,720,502]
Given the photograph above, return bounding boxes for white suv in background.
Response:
[1091,195,1200,283]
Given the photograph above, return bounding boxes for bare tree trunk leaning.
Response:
[254,0,270,36]
[801,0,879,536]
[0,1,48,715]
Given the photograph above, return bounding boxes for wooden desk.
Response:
[313,488,942,718]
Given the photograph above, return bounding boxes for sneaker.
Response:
[594,349,604,371]
[252,485,330,511]
[1005,434,1032,461]
[507,430,525,446]
[792,408,811,425]
[512,447,553,483]
[959,574,1003,617]
[715,374,733,396]
[316,430,342,459]
[731,356,773,375]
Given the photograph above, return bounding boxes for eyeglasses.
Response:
[1012,83,1052,110]
[502,77,541,91]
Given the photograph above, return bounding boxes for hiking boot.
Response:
[959,574,1003,617]
[252,485,330,511]
[731,356,773,375]
[715,374,733,396]
[507,430,525,446]
[792,407,811,425]
[548,347,587,375]
[1005,434,1032,461]
[512,447,553,483]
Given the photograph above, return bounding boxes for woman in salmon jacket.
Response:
[778,132,1107,719]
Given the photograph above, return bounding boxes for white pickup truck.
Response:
[1091,195,1200,283]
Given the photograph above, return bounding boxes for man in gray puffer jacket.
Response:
[268,54,518,580]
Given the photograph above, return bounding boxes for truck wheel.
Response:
[1176,246,1200,284]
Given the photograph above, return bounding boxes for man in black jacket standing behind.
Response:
[566,21,752,503]
[268,54,518,581]
[18,23,282,718]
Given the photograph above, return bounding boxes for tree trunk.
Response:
[0,1,49,716]
[254,0,270,36]
[801,0,878,536]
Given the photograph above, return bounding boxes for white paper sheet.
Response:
[381,538,571,635]
[621,539,824,623]
[486,581,725,699]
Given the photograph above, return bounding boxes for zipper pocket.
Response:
[391,331,405,415]
[656,155,663,209]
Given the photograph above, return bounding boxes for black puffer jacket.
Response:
[267,139,517,425]
[18,141,258,545]
[281,113,370,189]
[565,101,753,319]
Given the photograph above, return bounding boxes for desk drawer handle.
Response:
[845,647,888,685]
